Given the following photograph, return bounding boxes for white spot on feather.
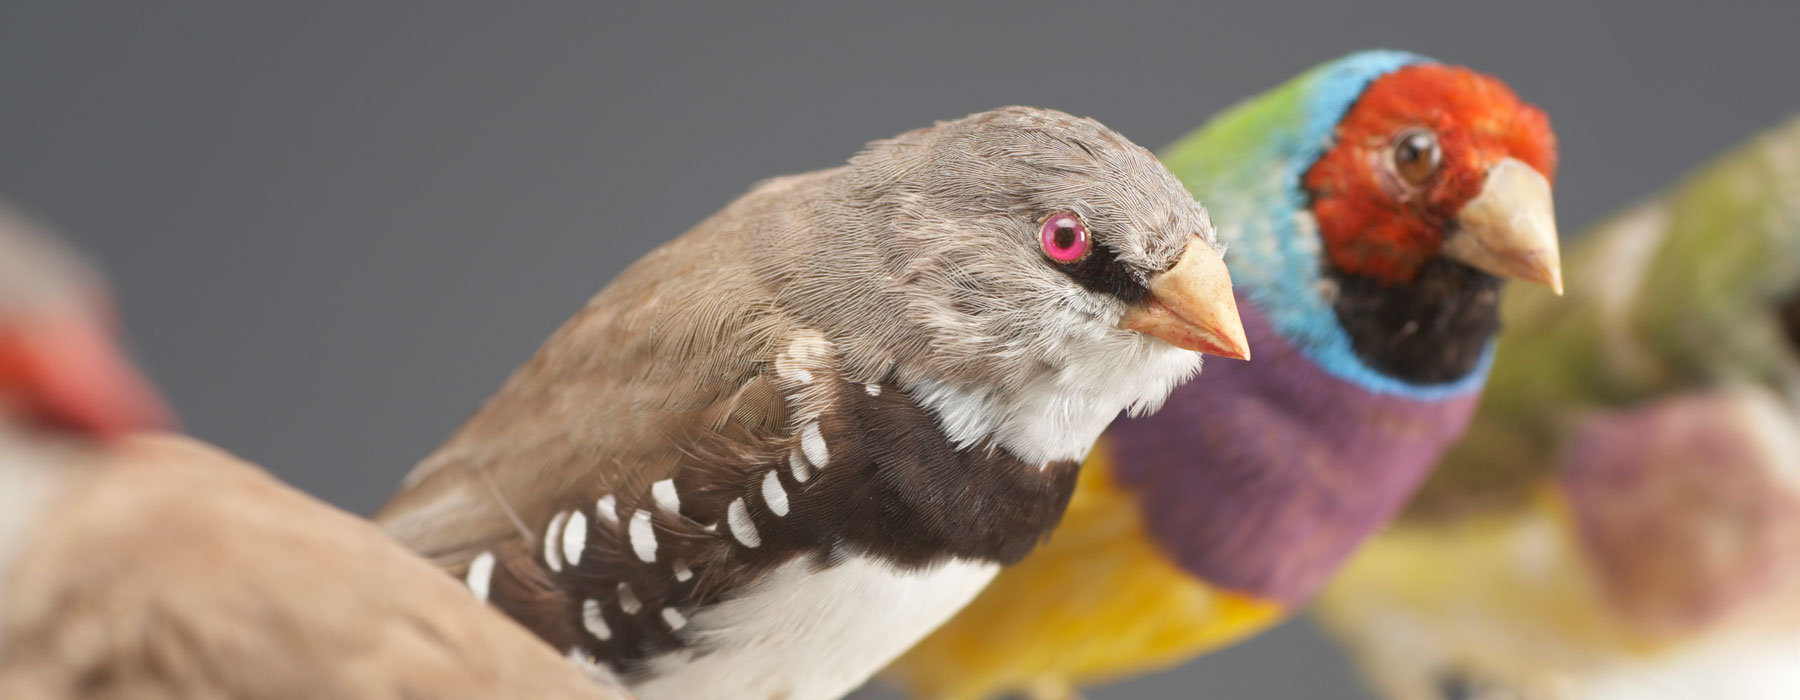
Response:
[800,422,829,469]
[582,599,612,640]
[562,510,588,567]
[794,368,814,383]
[465,551,495,602]
[595,494,619,525]
[629,509,658,562]
[662,607,688,631]
[865,383,881,396]
[788,449,814,483]
[617,582,641,614]
[727,498,761,548]
[673,560,694,582]
[651,478,681,513]
[761,470,790,517]
[543,511,569,572]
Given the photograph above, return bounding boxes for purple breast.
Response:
[1106,299,1480,604]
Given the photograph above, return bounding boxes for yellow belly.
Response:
[884,445,1286,700]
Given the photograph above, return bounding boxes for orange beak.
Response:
[0,299,174,439]
[1118,237,1251,360]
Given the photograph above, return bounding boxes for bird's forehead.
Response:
[946,114,1211,236]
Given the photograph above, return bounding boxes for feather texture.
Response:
[890,52,1559,700]
[375,107,1229,700]
[1319,116,1800,700]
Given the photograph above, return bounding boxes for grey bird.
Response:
[375,106,1250,700]
[0,209,632,700]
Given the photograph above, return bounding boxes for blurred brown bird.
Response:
[0,208,633,700]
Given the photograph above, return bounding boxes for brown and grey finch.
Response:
[0,209,632,700]
[375,106,1250,700]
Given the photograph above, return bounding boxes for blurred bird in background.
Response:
[890,51,1562,700]
[1317,116,1800,700]
[0,208,632,700]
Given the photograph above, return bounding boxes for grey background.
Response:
[3,3,1794,698]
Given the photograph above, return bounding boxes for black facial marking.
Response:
[1778,288,1800,353]
[1434,670,1480,700]
[1057,243,1149,305]
[1328,256,1501,384]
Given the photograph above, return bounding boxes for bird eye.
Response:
[1433,670,1478,700]
[1778,290,1800,353]
[1392,128,1442,185]
[1039,212,1090,263]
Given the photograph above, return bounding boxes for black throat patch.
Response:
[1057,243,1149,305]
[1327,257,1502,384]
[1778,287,1800,353]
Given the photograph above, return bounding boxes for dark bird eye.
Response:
[1433,670,1478,700]
[1778,289,1800,353]
[1392,128,1442,185]
[1039,212,1091,263]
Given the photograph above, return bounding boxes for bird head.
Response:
[0,209,172,440]
[774,106,1248,393]
[754,107,1247,461]
[839,106,1247,362]
[1305,61,1561,294]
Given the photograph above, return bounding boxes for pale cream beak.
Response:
[1118,237,1251,360]
[1442,157,1564,295]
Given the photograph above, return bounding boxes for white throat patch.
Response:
[907,332,1200,465]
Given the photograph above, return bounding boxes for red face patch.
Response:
[0,300,173,438]
[1303,64,1557,284]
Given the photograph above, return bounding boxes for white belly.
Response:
[631,554,999,700]
[1569,629,1800,700]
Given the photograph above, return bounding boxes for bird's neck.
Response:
[1104,299,1482,604]
[1328,258,1502,385]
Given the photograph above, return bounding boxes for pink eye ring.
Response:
[1039,212,1090,263]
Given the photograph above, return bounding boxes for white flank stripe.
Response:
[800,422,829,469]
[582,599,612,640]
[595,494,619,525]
[760,470,790,516]
[727,498,761,548]
[543,511,569,572]
[661,607,688,631]
[673,560,693,582]
[788,449,813,483]
[651,478,680,513]
[617,582,642,614]
[629,509,658,562]
[465,551,496,602]
[562,510,588,567]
